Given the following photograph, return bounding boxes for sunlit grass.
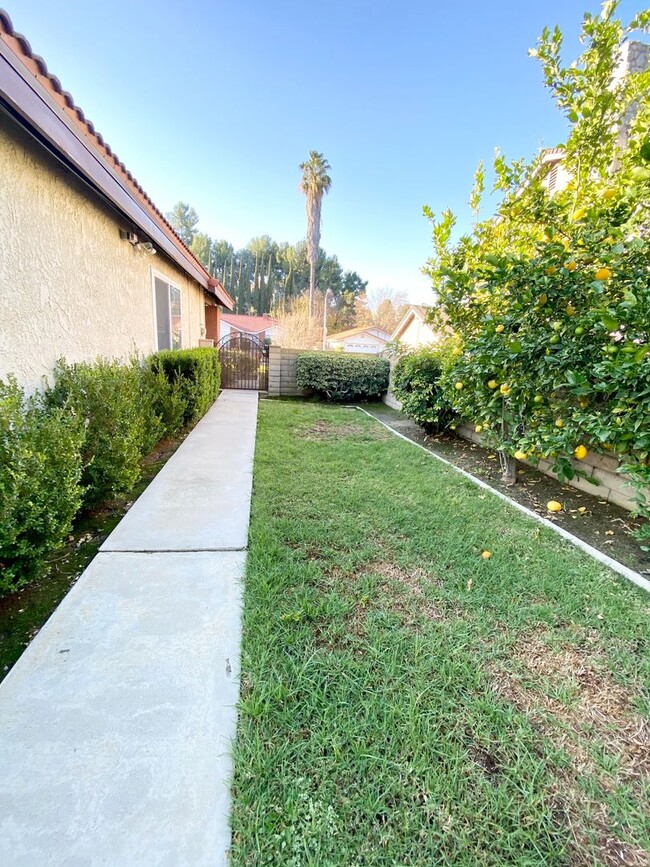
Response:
[231,400,650,866]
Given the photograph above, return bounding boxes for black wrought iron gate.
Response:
[217,334,269,390]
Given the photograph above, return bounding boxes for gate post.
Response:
[268,346,281,396]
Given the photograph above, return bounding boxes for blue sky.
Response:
[8,1,643,301]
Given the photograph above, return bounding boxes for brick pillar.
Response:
[205,304,222,343]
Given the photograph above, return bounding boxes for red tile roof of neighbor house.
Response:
[222,314,278,334]
[0,9,234,309]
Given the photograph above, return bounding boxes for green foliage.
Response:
[424,2,650,530]
[393,349,455,431]
[47,358,152,507]
[1,348,219,595]
[296,352,389,401]
[149,347,220,427]
[0,378,84,593]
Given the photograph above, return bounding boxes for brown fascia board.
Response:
[0,14,234,309]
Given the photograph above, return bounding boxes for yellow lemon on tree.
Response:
[495,324,505,333]
[455,381,464,390]
[595,267,612,280]
[514,450,528,461]
[500,384,511,396]
[555,418,564,428]
[578,397,589,408]
[574,444,588,460]
[602,188,617,201]
[565,304,576,316]
[565,260,578,272]
[488,379,498,389]
[475,424,483,433]
[545,266,557,276]
[547,501,563,513]
[572,207,587,221]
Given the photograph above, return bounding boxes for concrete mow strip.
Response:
[0,550,244,866]
[102,390,257,552]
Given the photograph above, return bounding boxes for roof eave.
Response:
[0,11,233,305]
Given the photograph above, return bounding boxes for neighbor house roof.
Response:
[326,325,390,341]
[0,9,233,309]
[391,305,432,341]
[221,313,278,334]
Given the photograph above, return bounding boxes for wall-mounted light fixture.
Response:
[119,229,139,245]
[120,229,156,256]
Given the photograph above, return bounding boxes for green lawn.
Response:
[231,400,650,866]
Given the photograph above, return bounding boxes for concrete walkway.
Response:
[0,390,258,866]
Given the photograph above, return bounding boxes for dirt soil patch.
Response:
[365,404,650,576]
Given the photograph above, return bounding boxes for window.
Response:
[153,275,182,350]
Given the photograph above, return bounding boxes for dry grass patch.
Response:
[300,419,391,441]
[493,629,650,865]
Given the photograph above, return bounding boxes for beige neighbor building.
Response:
[391,305,439,349]
[0,10,233,392]
[325,325,390,354]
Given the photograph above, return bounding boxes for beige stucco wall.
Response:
[0,116,206,392]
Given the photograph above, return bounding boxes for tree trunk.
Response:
[309,259,316,319]
[499,450,517,486]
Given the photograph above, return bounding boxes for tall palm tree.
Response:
[299,151,332,318]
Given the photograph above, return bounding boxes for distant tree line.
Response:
[166,201,368,320]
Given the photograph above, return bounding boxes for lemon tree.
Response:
[424,2,650,538]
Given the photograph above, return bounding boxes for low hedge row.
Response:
[0,348,220,595]
[392,349,454,432]
[296,352,390,401]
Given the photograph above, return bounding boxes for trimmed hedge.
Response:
[0,378,84,594]
[392,350,455,432]
[47,358,156,507]
[149,348,220,428]
[296,352,390,401]
[0,347,221,595]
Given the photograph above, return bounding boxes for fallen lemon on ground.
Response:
[547,501,563,512]
[481,550,492,559]
[574,444,588,460]
[595,267,612,280]
[475,424,483,433]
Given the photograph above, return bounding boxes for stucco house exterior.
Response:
[325,326,390,354]
[391,305,439,349]
[0,11,233,392]
[219,313,278,344]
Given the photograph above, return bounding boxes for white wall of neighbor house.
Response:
[0,117,206,392]
[327,334,388,354]
[398,317,438,349]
